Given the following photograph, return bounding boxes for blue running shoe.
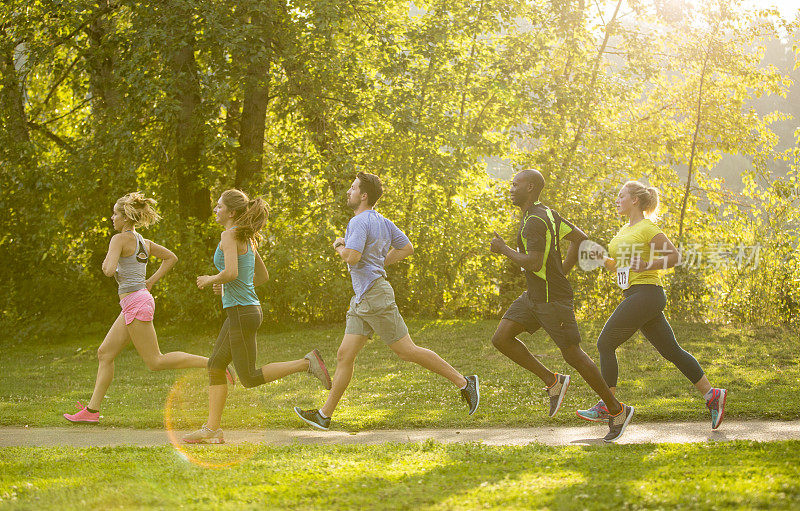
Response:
[576,400,610,423]
[706,388,727,430]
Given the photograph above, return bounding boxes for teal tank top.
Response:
[213,233,260,309]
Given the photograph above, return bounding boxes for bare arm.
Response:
[197,230,239,289]
[333,237,362,265]
[490,231,544,272]
[385,243,414,266]
[101,235,125,277]
[145,240,178,290]
[561,227,588,275]
[253,243,269,287]
[632,232,681,272]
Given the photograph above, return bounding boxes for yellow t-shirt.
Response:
[608,219,664,287]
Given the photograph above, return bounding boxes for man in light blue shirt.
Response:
[294,172,479,430]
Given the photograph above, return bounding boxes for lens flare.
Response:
[164,371,260,469]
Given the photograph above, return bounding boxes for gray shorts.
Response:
[502,292,581,349]
[345,277,409,344]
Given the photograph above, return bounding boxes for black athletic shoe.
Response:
[604,403,634,443]
[461,375,480,415]
[294,407,330,431]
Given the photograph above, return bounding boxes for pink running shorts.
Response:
[120,288,155,324]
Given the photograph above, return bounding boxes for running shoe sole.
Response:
[309,349,332,390]
[575,410,608,423]
[549,374,570,417]
[63,414,99,424]
[293,406,330,431]
[712,389,727,430]
[183,437,225,444]
[468,375,480,415]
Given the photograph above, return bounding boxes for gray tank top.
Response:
[115,232,149,294]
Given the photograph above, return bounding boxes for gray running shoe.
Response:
[304,349,332,390]
[183,424,224,444]
[294,407,331,430]
[604,403,634,443]
[460,375,480,415]
[545,373,570,417]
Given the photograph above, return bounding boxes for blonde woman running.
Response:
[576,181,727,429]
[64,192,222,423]
[184,190,330,444]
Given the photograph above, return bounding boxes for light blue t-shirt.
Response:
[344,209,411,303]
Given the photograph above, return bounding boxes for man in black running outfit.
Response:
[490,169,634,443]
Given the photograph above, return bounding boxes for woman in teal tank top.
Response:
[184,189,331,444]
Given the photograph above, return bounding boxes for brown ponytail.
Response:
[219,189,269,242]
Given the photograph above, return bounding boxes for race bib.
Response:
[616,267,631,290]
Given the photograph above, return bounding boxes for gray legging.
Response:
[207,304,266,388]
[597,284,704,387]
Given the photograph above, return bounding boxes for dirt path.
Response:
[1,420,798,447]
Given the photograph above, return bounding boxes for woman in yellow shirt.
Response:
[576,181,727,429]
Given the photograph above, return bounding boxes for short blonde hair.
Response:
[623,181,659,219]
[115,192,161,228]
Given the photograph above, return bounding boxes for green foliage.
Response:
[1,0,798,332]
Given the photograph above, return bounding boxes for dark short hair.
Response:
[356,172,383,206]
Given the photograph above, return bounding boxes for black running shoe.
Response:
[460,375,480,415]
[294,407,331,431]
[604,403,634,443]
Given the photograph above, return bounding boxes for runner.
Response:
[576,180,727,429]
[293,172,479,431]
[490,170,634,442]
[64,192,217,424]
[184,189,331,444]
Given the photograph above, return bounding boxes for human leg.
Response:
[491,318,557,387]
[87,312,131,411]
[319,333,369,417]
[389,335,467,388]
[127,320,207,371]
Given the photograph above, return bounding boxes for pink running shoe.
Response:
[225,365,236,386]
[63,401,100,423]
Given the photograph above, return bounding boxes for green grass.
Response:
[1,441,799,510]
[1,319,797,430]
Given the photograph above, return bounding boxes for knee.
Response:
[207,366,227,386]
[560,346,582,366]
[239,374,261,389]
[143,357,163,371]
[97,346,114,364]
[394,345,417,362]
[596,335,614,354]
[336,348,357,366]
[491,331,510,351]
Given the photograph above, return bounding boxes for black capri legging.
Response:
[208,304,266,388]
[597,284,704,388]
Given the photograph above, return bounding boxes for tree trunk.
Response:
[559,0,622,180]
[85,0,120,114]
[166,15,210,220]
[235,14,272,190]
[677,41,713,241]
[0,38,30,145]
